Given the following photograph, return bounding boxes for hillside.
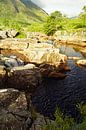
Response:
[0,0,48,32]
[0,0,48,22]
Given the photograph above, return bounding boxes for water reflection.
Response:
[59,44,84,58]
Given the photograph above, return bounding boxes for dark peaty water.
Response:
[32,45,86,121]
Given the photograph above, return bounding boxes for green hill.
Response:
[0,0,48,32]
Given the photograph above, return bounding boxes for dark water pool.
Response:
[32,45,86,121]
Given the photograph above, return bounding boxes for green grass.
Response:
[42,104,86,130]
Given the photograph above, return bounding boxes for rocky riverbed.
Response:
[0,32,86,129]
[0,37,69,129]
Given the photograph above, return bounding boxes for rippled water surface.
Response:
[32,45,86,121]
[59,44,84,58]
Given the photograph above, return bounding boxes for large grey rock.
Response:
[0,55,24,67]
[0,90,32,130]
[0,30,19,39]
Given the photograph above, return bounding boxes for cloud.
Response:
[31,0,45,7]
[32,0,86,17]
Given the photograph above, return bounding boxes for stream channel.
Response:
[32,44,86,122]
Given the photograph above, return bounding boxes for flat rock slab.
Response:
[0,39,67,67]
[76,59,86,67]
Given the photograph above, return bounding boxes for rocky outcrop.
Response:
[0,62,42,129]
[0,30,19,39]
[7,30,19,38]
[0,64,42,92]
[54,30,86,42]
[0,56,43,129]
[0,39,68,78]
[27,32,54,43]
[0,88,49,130]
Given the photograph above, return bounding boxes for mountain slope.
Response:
[0,0,48,22]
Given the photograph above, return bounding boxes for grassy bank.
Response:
[42,104,86,130]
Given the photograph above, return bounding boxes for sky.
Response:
[32,0,86,17]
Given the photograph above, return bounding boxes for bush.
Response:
[41,107,75,130]
[44,16,56,35]
[42,104,86,130]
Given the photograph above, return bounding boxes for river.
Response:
[32,44,86,122]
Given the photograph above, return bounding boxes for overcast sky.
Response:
[32,0,86,17]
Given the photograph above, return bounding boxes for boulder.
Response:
[7,30,19,38]
[0,88,48,130]
[0,63,42,93]
[0,30,19,39]
[0,89,20,109]
[48,71,66,78]
[39,62,68,78]
[0,89,32,130]
[1,49,30,62]
[0,55,24,67]
[76,59,86,67]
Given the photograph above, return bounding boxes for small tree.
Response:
[78,5,86,28]
[44,16,56,36]
[44,11,63,36]
[41,107,75,130]
[50,11,63,21]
